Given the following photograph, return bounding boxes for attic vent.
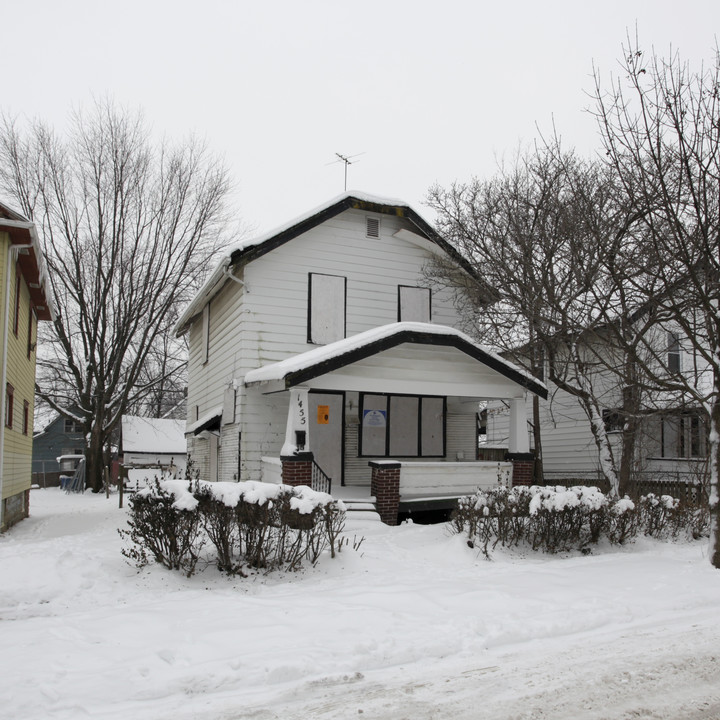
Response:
[366,217,380,238]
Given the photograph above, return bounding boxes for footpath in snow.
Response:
[0,487,719,719]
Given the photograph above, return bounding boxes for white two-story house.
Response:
[175,193,546,520]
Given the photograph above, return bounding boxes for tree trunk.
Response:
[532,394,544,484]
[710,386,720,570]
[619,369,641,498]
[85,419,105,493]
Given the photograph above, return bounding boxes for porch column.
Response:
[369,461,400,526]
[507,396,534,487]
[508,397,529,454]
[281,386,310,456]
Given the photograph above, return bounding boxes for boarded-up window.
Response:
[201,303,210,364]
[421,397,444,456]
[388,396,419,456]
[398,286,431,323]
[360,393,445,457]
[308,273,346,344]
[360,395,387,456]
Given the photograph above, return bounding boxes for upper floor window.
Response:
[201,303,210,364]
[64,418,84,433]
[13,269,20,336]
[667,332,681,374]
[5,384,13,428]
[22,401,29,436]
[398,286,431,323]
[27,308,35,359]
[308,273,346,345]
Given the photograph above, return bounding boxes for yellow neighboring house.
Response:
[0,202,54,532]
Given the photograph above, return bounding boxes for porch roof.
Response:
[244,322,547,399]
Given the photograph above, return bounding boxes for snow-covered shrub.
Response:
[194,482,243,575]
[119,479,203,576]
[639,493,686,540]
[453,486,531,557]
[121,477,348,575]
[527,486,609,552]
[605,496,640,545]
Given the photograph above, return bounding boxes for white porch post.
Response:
[508,397,530,454]
[280,386,310,456]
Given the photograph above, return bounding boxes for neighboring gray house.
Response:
[175,192,546,518]
[32,412,85,482]
[486,325,711,487]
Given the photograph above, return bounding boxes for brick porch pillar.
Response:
[281,452,314,488]
[506,452,535,487]
[369,461,401,525]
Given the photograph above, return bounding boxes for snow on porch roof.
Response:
[121,416,187,454]
[244,322,547,398]
[174,191,484,336]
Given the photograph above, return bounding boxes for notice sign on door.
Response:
[363,409,387,427]
[317,405,330,424]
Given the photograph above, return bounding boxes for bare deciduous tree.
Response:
[0,101,232,491]
[427,145,647,497]
[593,40,720,567]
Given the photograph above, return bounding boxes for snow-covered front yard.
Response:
[2,487,720,720]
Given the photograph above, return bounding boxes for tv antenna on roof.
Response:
[327,152,365,191]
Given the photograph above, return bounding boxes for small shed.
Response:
[120,416,187,476]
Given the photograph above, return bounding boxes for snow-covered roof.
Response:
[121,416,187,454]
[185,406,223,435]
[244,322,547,398]
[174,191,481,335]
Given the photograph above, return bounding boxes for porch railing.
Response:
[311,460,332,494]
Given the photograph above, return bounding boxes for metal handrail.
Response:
[311,460,332,494]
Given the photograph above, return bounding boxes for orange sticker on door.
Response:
[317,405,330,424]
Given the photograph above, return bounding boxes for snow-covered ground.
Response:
[2,488,720,720]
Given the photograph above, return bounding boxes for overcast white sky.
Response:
[3,1,719,235]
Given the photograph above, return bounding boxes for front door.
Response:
[308,392,344,486]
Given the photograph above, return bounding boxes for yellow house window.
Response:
[5,384,14,428]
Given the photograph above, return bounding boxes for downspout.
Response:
[0,221,36,529]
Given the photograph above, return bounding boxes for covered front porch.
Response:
[244,323,545,524]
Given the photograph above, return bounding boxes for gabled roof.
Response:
[175,192,484,335]
[0,200,55,321]
[244,322,547,398]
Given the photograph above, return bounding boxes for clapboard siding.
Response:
[487,391,605,476]
[186,205,473,483]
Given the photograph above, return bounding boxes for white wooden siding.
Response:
[186,207,472,482]
[399,461,512,497]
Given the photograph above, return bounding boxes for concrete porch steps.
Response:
[336,494,382,523]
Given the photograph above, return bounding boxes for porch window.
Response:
[308,273,346,344]
[398,286,431,323]
[661,411,706,458]
[359,393,445,458]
